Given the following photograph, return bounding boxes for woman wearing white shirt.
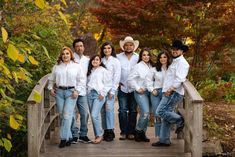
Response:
[127,48,153,142]
[48,47,86,148]
[145,52,171,138]
[87,55,112,144]
[100,42,121,142]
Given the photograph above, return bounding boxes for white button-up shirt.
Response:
[163,55,189,95]
[145,67,167,92]
[48,61,86,95]
[102,56,121,95]
[74,53,89,75]
[74,53,90,95]
[117,52,139,93]
[87,66,112,97]
[127,61,152,92]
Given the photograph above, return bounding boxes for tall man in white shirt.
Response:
[117,36,139,140]
[71,39,91,143]
[152,39,189,147]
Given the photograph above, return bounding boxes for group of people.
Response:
[48,36,189,148]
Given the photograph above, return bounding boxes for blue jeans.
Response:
[117,90,137,135]
[87,90,105,137]
[56,88,77,140]
[101,91,117,130]
[71,95,89,138]
[157,92,183,144]
[134,91,150,132]
[150,88,163,137]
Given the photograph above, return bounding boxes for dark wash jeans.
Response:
[117,90,137,135]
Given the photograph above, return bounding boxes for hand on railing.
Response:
[50,89,56,97]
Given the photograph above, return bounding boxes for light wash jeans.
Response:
[150,88,163,137]
[117,90,137,135]
[101,91,117,130]
[56,88,77,140]
[157,92,183,144]
[134,91,150,132]
[87,90,105,137]
[71,95,89,138]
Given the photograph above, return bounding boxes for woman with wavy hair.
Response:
[48,46,86,148]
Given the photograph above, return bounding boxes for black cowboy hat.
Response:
[171,39,189,52]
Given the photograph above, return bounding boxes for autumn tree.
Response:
[90,0,235,83]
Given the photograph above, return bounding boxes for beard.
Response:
[124,50,133,54]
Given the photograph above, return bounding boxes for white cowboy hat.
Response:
[119,36,139,52]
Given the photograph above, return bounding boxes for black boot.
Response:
[140,131,150,142]
[66,140,71,146]
[105,129,114,142]
[110,129,115,139]
[134,130,142,142]
[103,129,108,141]
[59,140,66,148]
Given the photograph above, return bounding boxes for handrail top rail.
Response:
[27,74,51,104]
[183,80,203,103]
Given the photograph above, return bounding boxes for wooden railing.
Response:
[27,76,203,157]
[27,74,59,157]
[180,80,204,157]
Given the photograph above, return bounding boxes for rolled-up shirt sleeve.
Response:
[171,62,189,90]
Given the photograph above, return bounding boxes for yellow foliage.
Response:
[1,27,8,43]
[12,72,18,83]
[60,0,67,6]
[2,138,12,152]
[7,44,19,62]
[185,37,195,45]
[16,70,27,80]
[0,57,4,64]
[58,11,68,25]
[28,56,39,65]
[31,34,41,40]
[7,134,11,140]
[9,115,20,130]
[33,90,42,103]
[35,0,46,9]
[94,33,101,40]
[15,114,23,121]
[0,62,11,77]
[17,54,25,63]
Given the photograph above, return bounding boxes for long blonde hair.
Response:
[57,46,75,64]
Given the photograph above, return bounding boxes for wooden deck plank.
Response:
[41,101,190,157]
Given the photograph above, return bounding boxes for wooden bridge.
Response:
[27,74,203,157]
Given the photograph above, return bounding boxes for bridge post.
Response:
[183,80,203,157]
[27,102,40,157]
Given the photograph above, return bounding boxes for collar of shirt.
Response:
[173,55,184,62]
[102,56,114,63]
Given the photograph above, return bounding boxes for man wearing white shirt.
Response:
[117,36,139,140]
[152,39,189,147]
[71,39,91,143]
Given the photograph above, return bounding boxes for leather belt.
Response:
[58,86,75,90]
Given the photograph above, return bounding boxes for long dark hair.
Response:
[137,48,154,66]
[154,51,171,71]
[100,41,116,58]
[87,55,106,76]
